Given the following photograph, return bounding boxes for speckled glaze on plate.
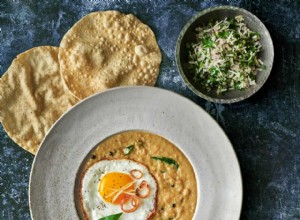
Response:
[176,6,274,103]
[29,86,242,220]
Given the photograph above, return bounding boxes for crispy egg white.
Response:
[80,159,157,220]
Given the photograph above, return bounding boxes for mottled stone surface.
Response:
[0,0,299,219]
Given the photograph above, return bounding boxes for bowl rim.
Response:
[29,86,243,220]
[175,5,274,104]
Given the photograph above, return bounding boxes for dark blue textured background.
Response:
[1,0,300,219]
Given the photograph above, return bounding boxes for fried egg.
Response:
[80,159,157,220]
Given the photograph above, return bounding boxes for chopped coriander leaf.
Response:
[187,15,264,94]
[219,31,230,38]
[202,37,214,48]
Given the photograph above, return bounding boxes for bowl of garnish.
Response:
[176,6,274,103]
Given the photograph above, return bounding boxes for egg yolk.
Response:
[99,172,134,205]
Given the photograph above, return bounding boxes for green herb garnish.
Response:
[98,212,123,220]
[152,156,179,170]
[202,37,214,48]
[187,15,264,94]
[123,145,134,155]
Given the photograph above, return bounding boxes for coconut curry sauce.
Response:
[83,131,197,219]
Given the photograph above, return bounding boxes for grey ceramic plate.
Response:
[176,6,274,103]
[29,86,242,220]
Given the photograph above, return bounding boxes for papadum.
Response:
[0,46,78,154]
[59,11,162,99]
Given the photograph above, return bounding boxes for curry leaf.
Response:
[98,212,123,220]
[123,145,134,155]
[151,156,179,170]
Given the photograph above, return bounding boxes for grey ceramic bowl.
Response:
[176,6,274,103]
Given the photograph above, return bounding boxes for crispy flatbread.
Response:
[59,11,162,99]
[0,46,78,154]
